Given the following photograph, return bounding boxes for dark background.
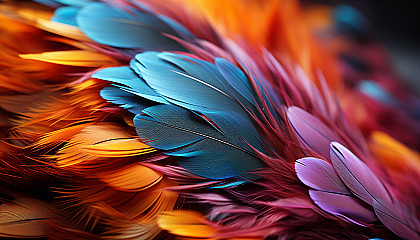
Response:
[303,0,420,95]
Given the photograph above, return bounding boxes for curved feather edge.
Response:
[330,142,420,239]
[93,66,168,105]
[132,51,256,119]
[288,106,341,159]
[76,3,190,50]
[295,157,376,224]
[51,6,78,26]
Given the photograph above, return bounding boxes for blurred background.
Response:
[302,0,420,95]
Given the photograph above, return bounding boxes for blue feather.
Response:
[100,87,152,114]
[133,104,265,180]
[51,6,78,26]
[156,14,196,40]
[253,73,282,123]
[92,66,168,104]
[132,52,255,118]
[76,3,192,50]
[215,58,257,108]
[210,181,246,188]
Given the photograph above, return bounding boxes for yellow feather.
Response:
[20,50,118,67]
[157,210,216,238]
[98,163,163,192]
[55,124,154,167]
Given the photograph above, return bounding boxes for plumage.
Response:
[129,51,256,118]
[0,198,58,238]
[157,210,217,238]
[296,142,420,239]
[51,6,78,26]
[0,0,419,239]
[330,142,420,239]
[76,3,192,50]
[20,50,118,67]
[134,104,265,180]
[288,107,341,159]
[94,66,169,105]
[296,157,377,224]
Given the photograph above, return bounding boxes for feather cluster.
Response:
[1,0,420,239]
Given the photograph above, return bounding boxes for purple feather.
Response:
[296,157,376,224]
[330,142,392,206]
[330,142,420,239]
[288,106,341,159]
[309,190,376,224]
[295,157,348,194]
[374,202,420,240]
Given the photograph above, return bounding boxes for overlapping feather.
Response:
[296,142,420,239]
[0,0,419,240]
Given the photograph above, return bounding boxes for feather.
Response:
[83,138,155,158]
[358,81,394,105]
[36,18,91,41]
[330,142,393,206]
[369,131,420,172]
[46,223,100,240]
[33,122,92,149]
[59,178,177,223]
[94,66,169,104]
[19,50,117,67]
[101,217,160,240]
[295,157,376,223]
[33,0,62,7]
[14,6,92,42]
[1,1,420,239]
[100,87,151,114]
[131,51,254,118]
[54,124,155,169]
[51,6,78,26]
[98,163,163,192]
[0,198,58,238]
[157,210,217,238]
[0,89,56,114]
[330,142,420,239]
[297,142,420,238]
[76,3,190,50]
[215,58,257,108]
[134,104,265,180]
[296,157,350,194]
[308,191,376,224]
[288,106,341,158]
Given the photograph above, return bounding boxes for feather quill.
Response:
[134,104,265,180]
